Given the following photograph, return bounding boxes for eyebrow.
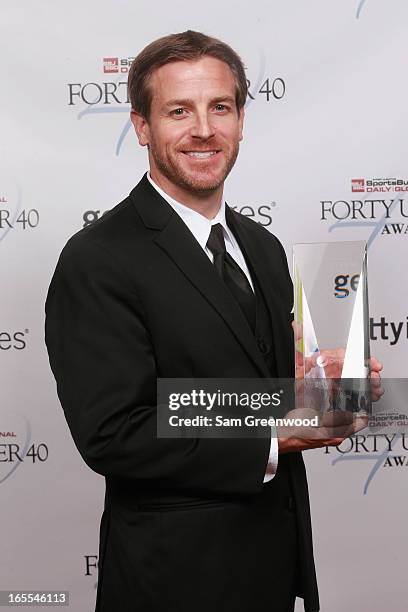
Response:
[163,96,236,109]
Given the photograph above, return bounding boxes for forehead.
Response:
[149,56,236,103]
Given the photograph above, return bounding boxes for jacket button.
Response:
[257,339,269,354]
[287,496,296,512]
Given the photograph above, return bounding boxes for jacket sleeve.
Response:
[45,235,270,497]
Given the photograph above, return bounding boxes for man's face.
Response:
[131,56,244,200]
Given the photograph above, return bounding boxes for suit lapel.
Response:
[130,176,270,377]
[226,207,293,377]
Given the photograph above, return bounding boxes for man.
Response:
[45,31,380,612]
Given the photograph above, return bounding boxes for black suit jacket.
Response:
[45,175,319,612]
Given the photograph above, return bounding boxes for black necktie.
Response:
[206,223,256,333]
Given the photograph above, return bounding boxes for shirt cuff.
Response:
[263,427,278,483]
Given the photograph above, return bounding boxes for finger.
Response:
[292,320,303,342]
[322,438,345,447]
[296,350,304,366]
[352,416,369,432]
[369,376,385,402]
[369,357,383,372]
[280,437,345,452]
[371,387,385,401]
[320,347,345,361]
[320,410,354,427]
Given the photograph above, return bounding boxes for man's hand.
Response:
[280,322,384,453]
[278,409,370,453]
[279,437,344,453]
[277,405,368,453]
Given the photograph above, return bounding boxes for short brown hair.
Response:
[128,30,247,118]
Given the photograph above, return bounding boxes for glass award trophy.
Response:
[293,241,371,417]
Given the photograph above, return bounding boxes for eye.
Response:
[214,104,228,112]
[170,108,186,117]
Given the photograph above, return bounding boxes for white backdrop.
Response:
[1,1,407,610]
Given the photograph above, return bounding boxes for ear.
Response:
[130,110,150,146]
[238,107,244,142]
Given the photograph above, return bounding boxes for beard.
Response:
[148,137,240,196]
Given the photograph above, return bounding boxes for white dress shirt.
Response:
[147,173,278,483]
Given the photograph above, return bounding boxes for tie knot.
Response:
[206,223,226,257]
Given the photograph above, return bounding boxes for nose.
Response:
[190,110,215,140]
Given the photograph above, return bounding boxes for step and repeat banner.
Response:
[2,1,407,610]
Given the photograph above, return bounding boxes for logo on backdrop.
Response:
[329,275,407,343]
[229,202,275,227]
[370,316,408,346]
[351,177,408,193]
[0,208,39,232]
[103,57,134,74]
[334,273,360,298]
[82,202,275,229]
[82,209,109,228]
[0,412,49,484]
[326,434,408,494]
[320,177,408,247]
[84,555,98,591]
[0,329,29,350]
[67,51,286,156]
[0,180,30,244]
[84,555,98,576]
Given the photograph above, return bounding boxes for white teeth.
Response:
[185,151,217,158]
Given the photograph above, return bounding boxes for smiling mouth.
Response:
[182,150,220,159]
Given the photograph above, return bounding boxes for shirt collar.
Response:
[146,172,233,250]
